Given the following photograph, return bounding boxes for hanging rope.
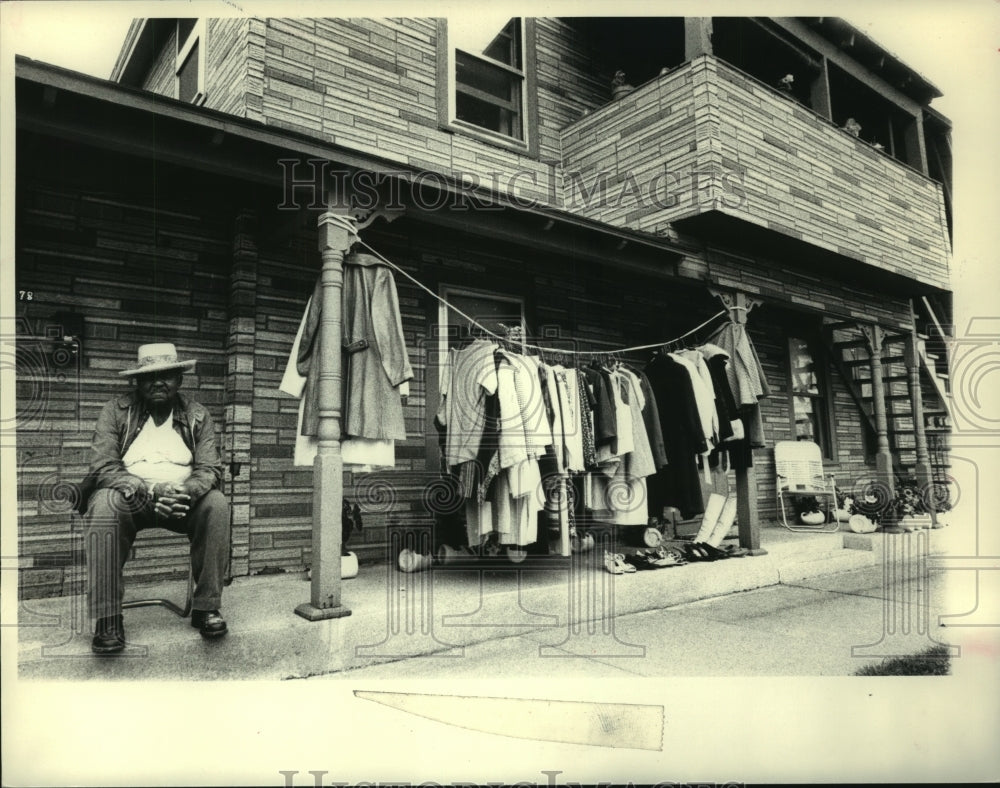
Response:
[327,225,727,357]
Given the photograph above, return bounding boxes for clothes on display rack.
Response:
[434,327,764,545]
[279,251,413,469]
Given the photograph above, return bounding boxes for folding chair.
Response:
[774,440,839,532]
[122,535,194,618]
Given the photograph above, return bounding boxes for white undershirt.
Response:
[122,412,193,487]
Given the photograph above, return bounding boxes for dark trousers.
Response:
[85,487,230,621]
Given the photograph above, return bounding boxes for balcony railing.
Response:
[560,55,951,290]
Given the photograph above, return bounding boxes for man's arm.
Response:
[182,411,223,502]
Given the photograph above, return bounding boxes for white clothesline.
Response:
[325,215,732,356]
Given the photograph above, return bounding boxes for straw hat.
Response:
[120,343,197,377]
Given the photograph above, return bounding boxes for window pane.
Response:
[450,16,521,68]
[793,395,819,442]
[789,337,819,394]
[456,51,518,101]
[177,19,197,51]
[445,292,524,349]
[455,93,521,139]
[178,42,200,102]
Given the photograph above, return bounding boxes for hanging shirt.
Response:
[496,351,552,464]
[122,412,193,487]
[670,352,715,449]
[581,366,617,449]
[644,352,707,519]
[678,349,721,444]
[439,339,499,467]
[609,369,635,457]
[539,361,567,474]
[557,367,587,473]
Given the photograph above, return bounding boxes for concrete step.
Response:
[777,548,878,583]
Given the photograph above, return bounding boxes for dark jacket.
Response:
[76,391,223,514]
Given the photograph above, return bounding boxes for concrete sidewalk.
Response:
[14,523,966,680]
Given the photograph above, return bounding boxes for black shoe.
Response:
[191,609,228,639]
[92,615,125,655]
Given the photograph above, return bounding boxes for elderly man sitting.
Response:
[80,343,230,654]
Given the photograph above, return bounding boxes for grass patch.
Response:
[854,644,951,676]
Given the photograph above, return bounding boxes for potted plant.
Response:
[793,495,827,525]
[890,480,933,531]
[844,481,884,533]
[611,70,635,100]
[832,486,853,523]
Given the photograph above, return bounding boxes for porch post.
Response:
[905,332,937,526]
[710,288,766,556]
[861,323,898,529]
[295,206,356,621]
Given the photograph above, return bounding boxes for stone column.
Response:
[224,209,257,579]
[294,207,356,621]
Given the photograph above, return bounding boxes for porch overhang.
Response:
[674,209,950,299]
[16,57,683,276]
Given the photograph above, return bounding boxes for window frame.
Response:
[175,18,207,106]
[436,285,527,387]
[426,284,527,470]
[437,17,539,157]
[786,334,836,460]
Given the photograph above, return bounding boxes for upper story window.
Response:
[176,18,206,105]
[439,17,537,155]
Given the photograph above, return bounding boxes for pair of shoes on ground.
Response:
[91,609,227,654]
[683,542,730,562]
[604,552,636,574]
[626,547,687,570]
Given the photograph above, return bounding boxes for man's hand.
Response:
[152,483,192,519]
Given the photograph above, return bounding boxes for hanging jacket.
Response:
[297,251,413,442]
[643,352,707,519]
[705,322,770,448]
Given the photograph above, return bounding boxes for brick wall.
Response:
[140,19,251,117]
[134,18,950,294]
[16,137,234,598]
[205,18,251,117]
[708,58,951,291]
[142,26,176,97]
[561,56,951,289]
[255,18,555,205]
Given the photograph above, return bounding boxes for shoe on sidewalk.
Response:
[191,609,228,639]
[92,614,125,655]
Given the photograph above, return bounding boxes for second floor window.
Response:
[176,18,206,105]
[441,17,535,152]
